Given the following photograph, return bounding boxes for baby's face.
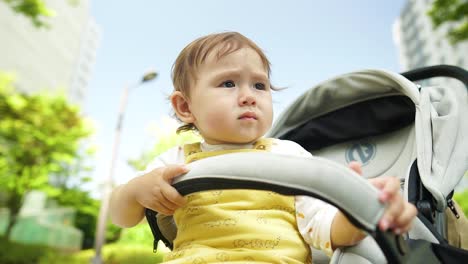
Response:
[188,47,273,144]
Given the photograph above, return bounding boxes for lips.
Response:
[238,111,257,120]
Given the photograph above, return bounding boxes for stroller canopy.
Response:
[267,69,467,211]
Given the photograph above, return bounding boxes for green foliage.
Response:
[0,237,164,264]
[117,222,155,246]
[0,72,94,237]
[0,236,163,264]
[106,220,123,245]
[0,235,52,264]
[56,187,122,249]
[39,243,165,264]
[427,0,468,44]
[1,0,55,28]
[38,251,89,264]
[100,244,164,264]
[128,127,200,171]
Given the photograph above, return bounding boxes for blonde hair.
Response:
[171,31,276,133]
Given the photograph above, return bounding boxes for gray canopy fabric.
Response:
[416,84,467,210]
[267,69,467,211]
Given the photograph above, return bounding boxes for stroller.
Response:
[145,65,468,263]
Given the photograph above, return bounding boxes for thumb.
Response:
[162,164,189,182]
[348,161,363,176]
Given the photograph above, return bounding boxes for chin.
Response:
[233,137,262,144]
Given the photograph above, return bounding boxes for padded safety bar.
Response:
[171,152,442,263]
[174,152,383,231]
[401,64,468,88]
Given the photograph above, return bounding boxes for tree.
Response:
[427,0,468,44]
[1,0,55,27]
[0,72,94,236]
[125,118,199,252]
[128,118,200,171]
[55,187,122,249]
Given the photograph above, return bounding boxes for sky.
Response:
[85,0,407,195]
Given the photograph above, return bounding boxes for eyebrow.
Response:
[212,69,269,81]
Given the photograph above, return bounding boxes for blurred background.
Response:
[0,0,466,263]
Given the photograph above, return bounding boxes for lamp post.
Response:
[92,71,158,264]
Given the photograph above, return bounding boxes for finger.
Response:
[152,186,180,211]
[382,177,400,194]
[368,177,387,190]
[379,218,391,231]
[380,196,405,231]
[400,221,415,234]
[393,204,417,233]
[161,182,187,206]
[148,200,175,216]
[162,164,189,182]
[139,194,175,215]
[348,161,362,175]
[381,177,400,201]
[393,222,413,235]
[371,177,399,202]
[368,178,389,202]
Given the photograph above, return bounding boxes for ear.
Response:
[171,91,195,123]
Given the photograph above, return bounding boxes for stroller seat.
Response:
[266,65,468,263]
[310,124,415,181]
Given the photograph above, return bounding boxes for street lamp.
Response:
[92,70,158,264]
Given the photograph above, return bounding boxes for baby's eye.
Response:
[254,82,266,90]
[221,81,236,88]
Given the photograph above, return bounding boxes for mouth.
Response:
[238,111,257,120]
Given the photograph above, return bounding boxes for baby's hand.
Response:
[348,161,417,234]
[128,164,188,215]
[369,176,417,234]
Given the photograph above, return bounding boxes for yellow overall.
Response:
[163,139,310,263]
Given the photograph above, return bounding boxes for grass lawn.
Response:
[0,236,166,264]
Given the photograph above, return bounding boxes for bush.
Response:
[0,235,165,264]
[39,244,165,264]
[454,188,468,217]
[0,236,51,264]
[38,251,89,264]
[117,223,155,246]
[97,244,164,264]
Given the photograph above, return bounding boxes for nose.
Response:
[239,89,257,106]
[238,87,256,106]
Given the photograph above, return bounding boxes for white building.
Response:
[0,0,100,104]
[393,0,467,88]
[393,0,467,190]
[393,0,468,70]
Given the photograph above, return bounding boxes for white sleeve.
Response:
[296,196,338,256]
[270,138,312,158]
[271,139,338,256]
[135,146,185,177]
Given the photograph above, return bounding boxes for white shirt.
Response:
[139,138,338,256]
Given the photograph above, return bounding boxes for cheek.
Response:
[265,109,273,129]
[200,107,231,129]
[262,97,274,123]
